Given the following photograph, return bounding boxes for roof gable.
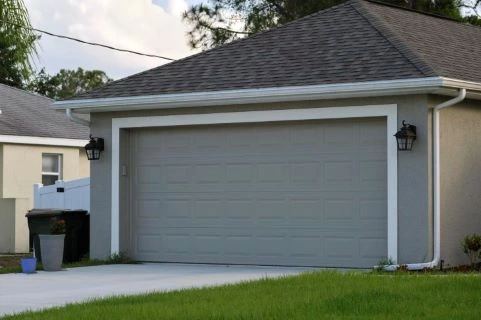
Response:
[70,0,481,101]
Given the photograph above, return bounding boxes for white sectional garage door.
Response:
[130,118,387,268]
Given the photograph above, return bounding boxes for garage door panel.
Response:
[131,118,387,267]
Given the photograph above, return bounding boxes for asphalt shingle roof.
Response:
[0,84,88,139]
[71,0,481,101]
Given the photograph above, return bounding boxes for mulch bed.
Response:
[0,255,24,268]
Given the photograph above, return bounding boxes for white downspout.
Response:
[66,108,90,126]
[384,88,467,271]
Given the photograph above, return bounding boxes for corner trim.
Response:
[0,135,88,147]
[111,104,398,262]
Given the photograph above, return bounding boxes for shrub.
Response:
[462,234,481,266]
[50,217,66,234]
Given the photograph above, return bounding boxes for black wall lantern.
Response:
[85,135,104,160]
[394,120,417,151]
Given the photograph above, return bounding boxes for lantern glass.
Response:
[394,121,417,151]
[84,136,104,160]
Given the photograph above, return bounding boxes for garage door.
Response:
[130,118,387,268]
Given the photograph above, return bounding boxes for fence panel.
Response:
[33,177,90,212]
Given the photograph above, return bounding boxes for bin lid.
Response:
[26,209,88,217]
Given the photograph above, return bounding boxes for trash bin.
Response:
[26,209,89,263]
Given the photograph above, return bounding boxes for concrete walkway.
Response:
[0,263,309,317]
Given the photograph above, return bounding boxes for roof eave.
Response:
[52,77,481,113]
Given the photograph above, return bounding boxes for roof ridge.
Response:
[352,0,437,77]
[0,83,54,102]
[365,0,481,30]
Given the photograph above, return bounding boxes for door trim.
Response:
[111,104,398,263]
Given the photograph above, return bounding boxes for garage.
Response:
[129,117,387,268]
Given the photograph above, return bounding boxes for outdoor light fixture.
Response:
[394,120,417,151]
[84,135,104,160]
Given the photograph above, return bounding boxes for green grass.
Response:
[0,260,105,274]
[3,271,481,320]
[0,253,136,274]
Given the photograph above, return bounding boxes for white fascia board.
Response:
[441,77,481,92]
[0,135,88,147]
[53,77,445,113]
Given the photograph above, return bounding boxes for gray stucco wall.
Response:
[431,97,481,267]
[89,95,431,265]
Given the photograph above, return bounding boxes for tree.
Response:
[27,68,113,100]
[0,0,38,88]
[183,0,481,50]
[183,0,344,50]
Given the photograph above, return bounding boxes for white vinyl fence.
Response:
[33,177,90,212]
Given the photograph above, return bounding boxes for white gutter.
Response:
[0,134,88,147]
[384,88,467,271]
[66,108,90,126]
[52,77,448,112]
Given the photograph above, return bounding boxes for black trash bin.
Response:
[26,209,89,263]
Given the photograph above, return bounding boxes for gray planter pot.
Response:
[39,234,65,271]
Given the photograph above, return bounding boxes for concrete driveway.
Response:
[0,263,309,317]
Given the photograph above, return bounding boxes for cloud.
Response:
[25,0,198,79]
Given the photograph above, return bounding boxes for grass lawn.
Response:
[3,271,481,320]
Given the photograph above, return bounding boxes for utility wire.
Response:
[0,19,176,61]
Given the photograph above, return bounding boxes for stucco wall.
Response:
[1,144,89,200]
[0,143,90,253]
[432,97,481,267]
[89,95,432,265]
[0,199,15,252]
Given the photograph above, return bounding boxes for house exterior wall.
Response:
[0,143,90,253]
[431,97,481,267]
[0,199,15,252]
[89,94,432,266]
[1,144,89,199]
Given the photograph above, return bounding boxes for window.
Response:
[42,154,62,186]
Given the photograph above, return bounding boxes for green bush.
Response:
[462,234,481,266]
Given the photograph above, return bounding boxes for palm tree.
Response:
[0,0,38,87]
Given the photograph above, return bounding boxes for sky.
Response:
[24,0,202,80]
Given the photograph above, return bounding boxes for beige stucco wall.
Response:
[1,144,89,200]
[0,198,15,252]
[432,97,481,267]
[0,143,90,253]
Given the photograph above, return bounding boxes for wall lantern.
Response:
[394,120,417,151]
[85,135,104,160]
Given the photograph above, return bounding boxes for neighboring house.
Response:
[53,0,481,268]
[0,84,90,253]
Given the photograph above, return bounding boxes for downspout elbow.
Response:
[66,109,90,126]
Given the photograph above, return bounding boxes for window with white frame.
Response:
[42,154,62,186]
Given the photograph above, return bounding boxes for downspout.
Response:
[66,108,90,126]
[385,88,467,271]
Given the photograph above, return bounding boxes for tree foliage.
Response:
[0,0,38,88]
[27,68,113,100]
[183,0,481,50]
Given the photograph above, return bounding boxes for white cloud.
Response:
[25,0,198,79]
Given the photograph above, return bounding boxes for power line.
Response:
[0,19,176,61]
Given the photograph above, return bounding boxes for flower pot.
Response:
[39,234,65,271]
[20,257,37,274]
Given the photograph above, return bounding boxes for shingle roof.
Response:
[0,84,88,139]
[70,0,481,101]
